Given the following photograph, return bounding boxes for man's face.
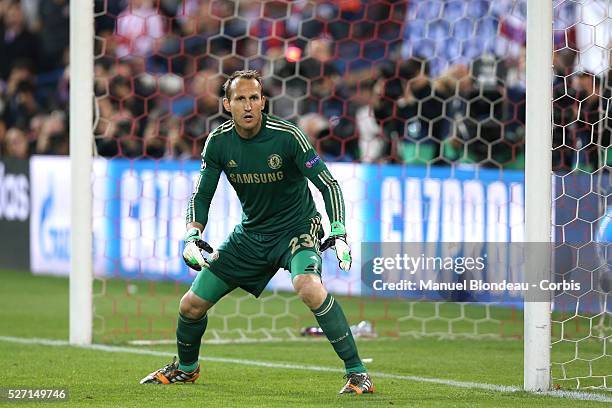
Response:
[223,78,265,134]
[6,4,24,28]
[6,129,28,159]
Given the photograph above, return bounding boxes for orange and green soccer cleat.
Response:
[339,372,375,394]
[139,357,200,384]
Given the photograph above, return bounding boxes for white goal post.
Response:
[524,0,553,392]
[69,0,94,345]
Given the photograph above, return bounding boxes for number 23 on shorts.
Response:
[288,233,316,254]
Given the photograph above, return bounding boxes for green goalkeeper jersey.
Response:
[186,113,345,234]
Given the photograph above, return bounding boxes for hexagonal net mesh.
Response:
[89,0,609,390]
[550,0,611,390]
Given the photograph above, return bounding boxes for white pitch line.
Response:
[0,336,610,403]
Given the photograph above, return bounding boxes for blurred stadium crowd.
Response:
[0,0,607,170]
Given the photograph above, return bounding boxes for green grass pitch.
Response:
[0,269,610,407]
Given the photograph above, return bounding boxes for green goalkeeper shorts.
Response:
[200,215,324,299]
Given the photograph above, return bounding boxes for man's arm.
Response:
[307,167,345,229]
[281,121,345,227]
[308,166,352,271]
[185,164,222,231]
[285,121,351,270]
[183,136,222,270]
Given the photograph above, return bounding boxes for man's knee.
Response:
[179,290,213,319]
[293,274,327,310]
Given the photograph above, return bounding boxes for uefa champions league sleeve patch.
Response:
[305,155,321,169]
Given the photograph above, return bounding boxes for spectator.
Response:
[139,114,193,160]
[0,0,39,79]
[181,0,219,59]
[298,113,337,159]
[396,58,448,165]
[181,69,226,138]
[552,48,583,171]
[569,72,601,172]
[20,0,39,32]
[3,71,38,129]
[441,56,507,167]
[115,0,165,58]
[95,105,144,158]
[437,64,477,165]
[355,80,386,163]
[0,0,575,167]
[0,60,31,130]
[33,110,67,155]
[165,116,193,160]
[38,0,69,71]
[4,126,29,159]
[402,0,497,77]
[142,118,166,159]
[298,37,342,116]
[365,58,446,164]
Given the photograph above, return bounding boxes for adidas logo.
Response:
[227,160,238,168]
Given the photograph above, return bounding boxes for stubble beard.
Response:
[235,114,262,138]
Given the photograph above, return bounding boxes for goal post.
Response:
[61,0,610,391]
[524,0,553,392]
[69,0,94,345]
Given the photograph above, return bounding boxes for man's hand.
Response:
[182,227,213,271]
[320,221,352,271]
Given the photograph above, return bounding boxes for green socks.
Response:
[176,313,208,372]
[312,294,366,373]
[176,296,365,374]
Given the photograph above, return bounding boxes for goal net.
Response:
[61,0,610,390]
[549,0,610,389]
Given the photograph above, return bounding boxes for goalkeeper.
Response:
[140,70,374,395]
